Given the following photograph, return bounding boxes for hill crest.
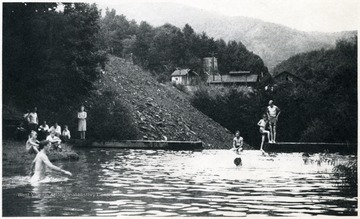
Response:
[105,2,356,72]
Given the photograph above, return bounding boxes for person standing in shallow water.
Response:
[29,140,72,184]
[78,105,87,140]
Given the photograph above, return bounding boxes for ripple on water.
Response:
[209,210,247,217]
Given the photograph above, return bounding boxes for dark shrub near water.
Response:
[87,91,138,141]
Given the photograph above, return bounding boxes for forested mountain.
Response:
[106,2,357,71]
[98,8,269,82]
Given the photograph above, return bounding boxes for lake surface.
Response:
[2,149,357,216]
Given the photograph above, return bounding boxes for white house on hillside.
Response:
[171,69,199,86]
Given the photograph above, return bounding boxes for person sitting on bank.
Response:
[46,131,62,151]
[15,121,28,140]
[26,131,40,154]
[38,120,49,140]
[61,125,71,142]
[29,140,72,184]
[257,114,271,152]
[49,122,61,137]
[232,130,244,153]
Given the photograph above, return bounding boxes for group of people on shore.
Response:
[24,107,71,154]
[232,100,281,154]
[24,105,87,183]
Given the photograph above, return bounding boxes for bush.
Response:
[172,83,187,93]
[300,119,331,142]
[87,90,138,141]
[333,160,357,192]
[190,85,262,146]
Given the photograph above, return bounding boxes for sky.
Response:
[95,0,359,32]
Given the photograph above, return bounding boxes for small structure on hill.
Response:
[207,70,259,87]
[171,69,199,86]
[3,104,24,139]
[203,57,218,75]
[273,71,305,85]
[263,71,305,91]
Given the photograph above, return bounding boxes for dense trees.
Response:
[3,3,106,124]
[98,9,269,82]
[191,37,357,145]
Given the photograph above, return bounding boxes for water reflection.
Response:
[2,149,357,216]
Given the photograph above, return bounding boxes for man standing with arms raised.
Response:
[267,100,281,143]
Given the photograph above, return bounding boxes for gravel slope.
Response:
[96,56,235,149]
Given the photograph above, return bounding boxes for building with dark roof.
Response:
[171,69,199,86]
[273,71,305,85]
[207,70,259,87]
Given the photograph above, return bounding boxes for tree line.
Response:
[191,37,357,145]
[98,8,269,82]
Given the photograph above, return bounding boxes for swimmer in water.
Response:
[29,140,72,184]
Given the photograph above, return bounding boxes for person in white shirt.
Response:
[38,120,49,140]
[232,130,244,153]
[61,125,71,142]
[46,131,62,151]
[266,100,281,143]
[27,107,38,132]
[257,114,271,151]
[49,122,61,137]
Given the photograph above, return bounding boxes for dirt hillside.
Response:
[96,55,235,149]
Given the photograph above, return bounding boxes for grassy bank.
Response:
[2,140,79,177]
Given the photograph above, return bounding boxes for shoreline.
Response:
[2,140,80,177]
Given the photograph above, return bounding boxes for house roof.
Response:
[3,104,23,121]
[207,74,258,84]
[273,71,305,82]
[171,69,198,77]
[229,71,251,75]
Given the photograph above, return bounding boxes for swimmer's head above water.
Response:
[234,157,242,166]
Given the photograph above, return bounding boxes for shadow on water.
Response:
[2,148,358,216]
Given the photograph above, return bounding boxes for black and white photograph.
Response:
[2,0,358,217]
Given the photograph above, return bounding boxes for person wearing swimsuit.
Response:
[29,140,72,184]
[266,100,281,143]
[232,130,244,153]
[257,114,271,152]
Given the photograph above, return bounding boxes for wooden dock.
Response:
[264,142,357,154]
[72,140,203,150]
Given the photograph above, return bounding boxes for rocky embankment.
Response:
[95,56,236,149]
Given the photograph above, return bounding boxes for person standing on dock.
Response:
[257,114,270,151]
[266,100,281,143]
[78,105,87,140]
[232,130,243,153]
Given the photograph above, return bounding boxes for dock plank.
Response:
[264,142,357,154]
[72,139,203,150]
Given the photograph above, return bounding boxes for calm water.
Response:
[2,149,357,217]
